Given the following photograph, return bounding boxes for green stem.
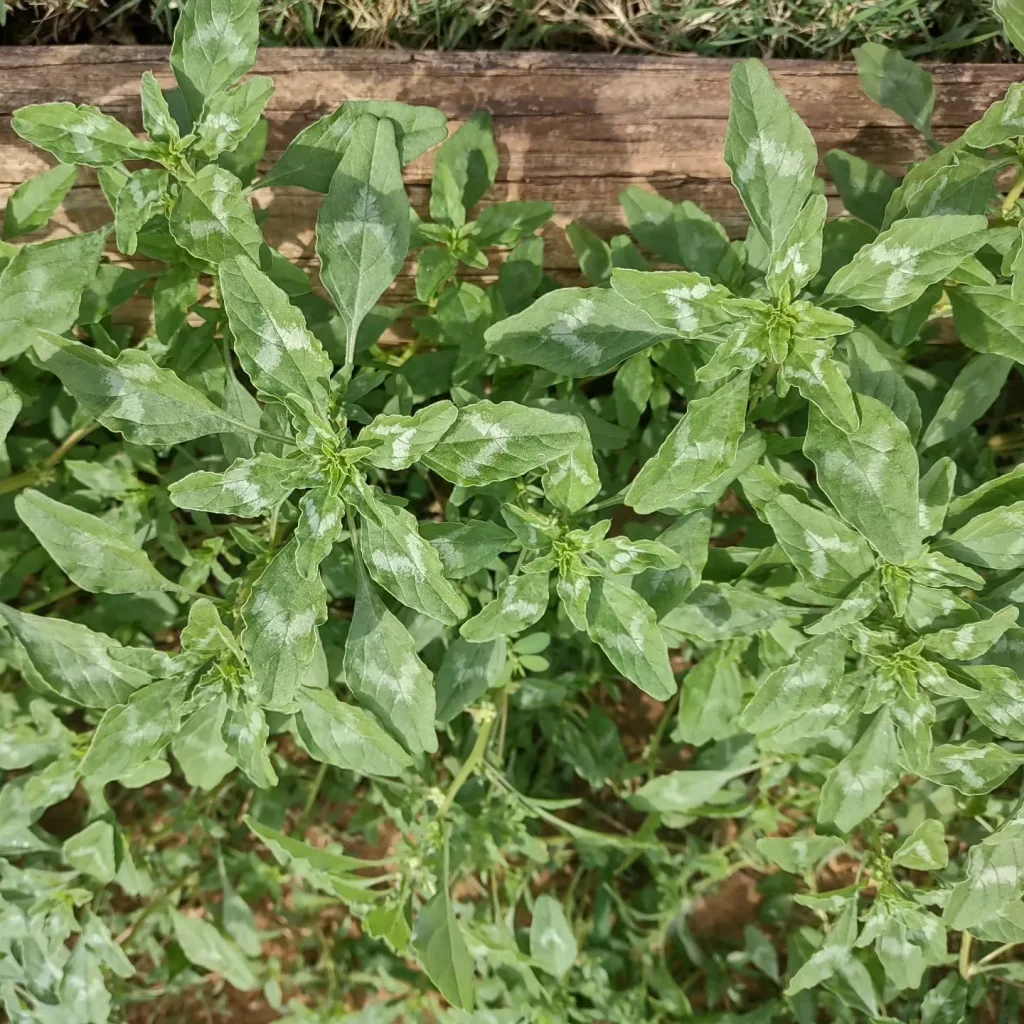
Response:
[22,584,80,614]
[438,706,496,820]
[0,420,98,495]
[959,930,974,979]
[299,762,328,827]
[1003,166,1024,215]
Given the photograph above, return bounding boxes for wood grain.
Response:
[1,47,1020,330]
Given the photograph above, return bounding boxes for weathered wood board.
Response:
[0,47,1021,322]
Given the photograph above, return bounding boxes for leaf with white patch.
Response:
[892,819,948,870]
[919,742,1024,796]
[817,709,901,833]
[241,538,328,708]
[12,103,153,166]
[804,393,921,565]
[295,687,412,777]
[965,81,1024,148]
[316,114,409,363]
[359,492,467,625]
[170,453,303,518]
[63,820,117,883]
[626,371,750,515]
[740,633,847,734]
[171,911,258,991]
[222,693,277,787]
[921,606,1018,661]
[484,285,675,377]
[422,400,585,488]
[938,500,1024,570]
[170,165,262,265]
[115,168,169,255]
[0,229,107,358]
[219,254,332,408]
[944,815,1024,929]
[950,285,1024,363]
[766,193,827,299]
[194,76,274,159]
[172,694,236,790]
[630,767,741,813]
[32,330,252,445]
[0,603,149,708]
[724,59,818,257]
[779,333,859,433]
[295,487,346,582]
[80,678,188,785]
[2,163,78,240]
[357,401,458,471]
[530,895,577,980]
[460,570,550,642]
[344,574,437,755]
[824,215,989,312]
[586,578,675,700]
[170,0,259,120]
[16,488,178,595]
[764,494,875,595]
[419,520,515,579]
[542,428,601,514]
[855,42,936,143]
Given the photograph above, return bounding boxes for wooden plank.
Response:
[1,47,1020,333]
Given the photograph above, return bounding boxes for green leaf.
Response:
[242,538,327,708]
[674,644,744,747]
[950,284,1024,362]
[412,892,475,1011]
[473,200,553,247]
[12,102,152,166]
[357,401,458,471]
[566,221,612,285]
[2,163,77,240]
[919,742,1024,796]
[994,0,1024,60]
[892,819,948,870]
[586,578,674,700]
[170,165,262,265]
[170,453,303,518]
[0,602,149,708]
[855,42,936,142]
[420,520,515,579]
[316,114,410,362]
[965,81,1024,149]
[529,894,577,979]
[170,0,260,121]
[171,911,258,991]
[430,110,498,220]
[344,574,437,755]
[804,393,921,565]
[724,59,817,258]
[422,400,585,488]
[921,353,1011,449]
[938,500,1024,569]
[625,371,750,515]
[295,687,413,777]
[824,149,898,231]
[194,76,274,159]
[613,352,654,430]
[0,229,107,358]
[740,633,848,734]
[630,768,739,813]
[484,285,675,377]
[172,694,235,790]
[460,571,550,642]
[757,834,842,875]
[16,488,178,595]
[219,254,332,407]
[824,215,989,312]
[80,678,188,785]
[435,636,507,724]
[259,100,447,192]
[818,709,901,832]
[32,329,254,445]
[63,820,117,883]
[359,491,468,625]
[619,187,739,282]
[115,168,169,256]
[765,494,875,595]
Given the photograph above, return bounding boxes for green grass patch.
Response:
[1,0,1017,60]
